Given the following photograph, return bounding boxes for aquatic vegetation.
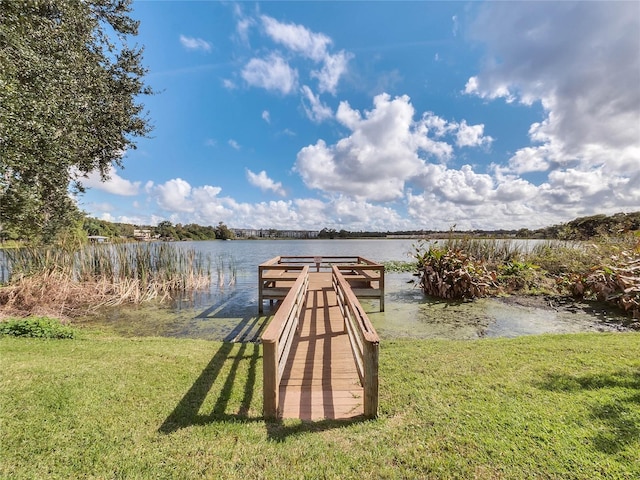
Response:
[383,260,416,273]
[0,243,212,317]
[414,242,497,299]
[413,233,640,319]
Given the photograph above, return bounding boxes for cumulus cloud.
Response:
[149,178,234,222]
[241,53,298,95]
[153,178,195,213]
[295,93,491,201]
[80,166,140,196]
[246,169,286,196]
[466,1,640,209]
[455,120,493,148]
[261,110,271,123]
[179,35,212,52]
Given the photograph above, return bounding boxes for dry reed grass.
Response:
[0,243,212,317]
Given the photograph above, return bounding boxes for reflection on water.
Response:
[78,239,630,341]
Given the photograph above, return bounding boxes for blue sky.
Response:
[79,1,640,231]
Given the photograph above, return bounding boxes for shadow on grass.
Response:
[265,415,372,442]
[537,369,640,453]
[159,341,370,438]
[159,341,262,433]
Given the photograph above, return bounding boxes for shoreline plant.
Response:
[0,243,212,317]
[413,234,640,319]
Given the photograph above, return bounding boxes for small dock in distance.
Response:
[259,256,382,420]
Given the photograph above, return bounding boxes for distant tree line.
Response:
[81,219,234,241]
[317,211,640,241]
[4,211,637,245]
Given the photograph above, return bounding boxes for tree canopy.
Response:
[0,0,152,242]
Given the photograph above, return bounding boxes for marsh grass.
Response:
[415,235,640,316]
[0,243,212,316]
[1,331,638,479]
[442,237,526,269]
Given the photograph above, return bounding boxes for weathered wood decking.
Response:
[260,256,381,420]
[278,272,363,420]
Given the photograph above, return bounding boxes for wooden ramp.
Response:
[278,273,363,420]
[261,256,380,421]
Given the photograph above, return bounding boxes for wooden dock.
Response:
[278,272,363,420]
[260,256,381,420]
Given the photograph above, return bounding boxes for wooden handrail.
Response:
[259,256,384,312]
[261,266,309,418]
[332,266,380,418]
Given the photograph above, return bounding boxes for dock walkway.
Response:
[278,272,363,420]
[260,256,382,420]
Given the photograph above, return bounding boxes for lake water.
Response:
[80,239,630,341]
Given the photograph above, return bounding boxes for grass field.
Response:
[1,330,639,479]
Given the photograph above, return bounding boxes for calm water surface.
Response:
[82,239,628,341]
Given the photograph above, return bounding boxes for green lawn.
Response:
[1,331,638,479]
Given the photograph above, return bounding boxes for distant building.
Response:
[133,229,152,240]
[87,235,109,243]
[233,229,319,239]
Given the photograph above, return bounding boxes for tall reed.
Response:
[0,243,212,316]
[443,237,525,268]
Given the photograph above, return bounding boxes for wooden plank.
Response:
[277,272,364,420]
[262,340,278,418]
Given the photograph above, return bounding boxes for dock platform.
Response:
[260,256,381,420]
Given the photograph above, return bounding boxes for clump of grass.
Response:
[443,237,525,269]
[0,316,75,339]
[0,243,212,317]
[414,242,496,299]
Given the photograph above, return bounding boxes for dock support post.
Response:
[363,340,379,418]
[263,340,279,418]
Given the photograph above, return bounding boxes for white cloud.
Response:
[86,202,113,213]
[311,50,352,95]
[246,169,286,196]
[153,178,194,213]
[80,166,140,196]
[228,139,240,150]
[179,35,212,52]
[452,15,459,37]
[259,15,350,95]
[301,85,333,123]
[241,53,298,95]
[455,120,493,148]
[466,1,640,203]
[236,18,255,45]
[261,110,271,123]
[149,179,234,223]
[222,79,237,90]
[232,4,254,45]
[261,15,331,62]
[296,93,494,202]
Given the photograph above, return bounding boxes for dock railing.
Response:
[259,256,384,312]
[332,266,380,418]
[261,265,309,418]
